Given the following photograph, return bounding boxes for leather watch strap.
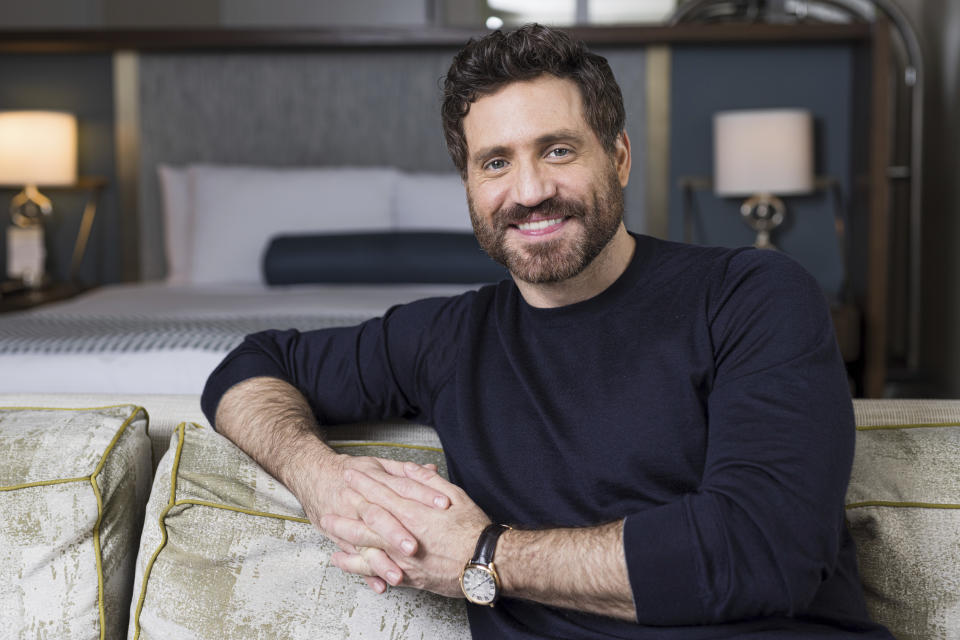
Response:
[472,523,510,566]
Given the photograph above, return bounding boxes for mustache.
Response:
[493,197,588,228]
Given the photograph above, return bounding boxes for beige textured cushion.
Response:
[849,399,960,640]
[0,405,152,640]
[130,422,469,639]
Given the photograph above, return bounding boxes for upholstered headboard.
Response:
[135,48,649,281]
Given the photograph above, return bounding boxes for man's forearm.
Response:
[496,520,636,621]
[213,376,338,501]
[214,375,455,595]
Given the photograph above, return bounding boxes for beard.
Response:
[468,166,625,284]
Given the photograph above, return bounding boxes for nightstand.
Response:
[0,282,93,313]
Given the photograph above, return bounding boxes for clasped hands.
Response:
[307,453,492,598]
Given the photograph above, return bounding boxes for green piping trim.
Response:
[334,441,443,453]
[90,406,144,640]
[0,476,90,491]
[846,500,960,510]
[174,499,310,524]
[92,407,147,476]
[90,474,106,640]
[132,422,187,640]
[857,421,960,431]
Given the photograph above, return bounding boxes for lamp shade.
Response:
[713,109,813,197]
[0,110,78,187]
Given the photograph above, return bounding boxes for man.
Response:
[202,24,891,639]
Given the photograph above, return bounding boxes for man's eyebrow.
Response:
[470,130,587,167]
[534,130,586,147]
[471,145,510,166]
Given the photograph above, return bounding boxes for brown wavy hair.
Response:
[441,23,626,176]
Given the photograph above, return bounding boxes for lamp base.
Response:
[10,184,52,229]
[740,193,785,250]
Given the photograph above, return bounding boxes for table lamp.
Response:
[713,109,813,249]
[0,110,78,286]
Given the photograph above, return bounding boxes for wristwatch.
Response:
[460,523,511,606]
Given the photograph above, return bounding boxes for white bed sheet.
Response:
[0,281,476,395]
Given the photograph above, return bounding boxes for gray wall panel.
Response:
[221,0,430,27]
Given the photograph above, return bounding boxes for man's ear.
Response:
[614,130,632,188]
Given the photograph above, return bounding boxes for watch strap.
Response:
[472,523,510,567]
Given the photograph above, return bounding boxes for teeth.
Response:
[517,218,563,231]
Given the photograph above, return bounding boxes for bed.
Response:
[0,164,503,395]
[0,281,483,394]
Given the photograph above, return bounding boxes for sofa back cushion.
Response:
[0,405,152,640]
[130,422,469,639]
[849,399,960,639]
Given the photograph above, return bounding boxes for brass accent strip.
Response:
[113,50,141,282]
[70,187,103,281]
[644,46,671,239]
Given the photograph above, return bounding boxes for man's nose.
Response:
[511,162,558,208]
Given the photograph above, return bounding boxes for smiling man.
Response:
[463,74,633,305]
[202,24,891,639]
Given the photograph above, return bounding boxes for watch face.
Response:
[461,565,497,605]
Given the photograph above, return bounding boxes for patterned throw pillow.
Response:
[848,399,960,639]
[0,405,152,640]
[130,422,469,639]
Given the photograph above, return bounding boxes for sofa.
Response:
[1,392,958,639]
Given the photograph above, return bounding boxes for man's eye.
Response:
[485,159,507,171]
[548,148,571,158]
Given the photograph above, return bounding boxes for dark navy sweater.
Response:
[202,234,892,639]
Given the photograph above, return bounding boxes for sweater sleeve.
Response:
[200,294,467,429]
[622,250,855,625]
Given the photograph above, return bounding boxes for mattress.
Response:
[0,282,474,395]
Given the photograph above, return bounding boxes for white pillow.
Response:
[157,164,192,284]
[188,166,397,285]
[394,172,473,231]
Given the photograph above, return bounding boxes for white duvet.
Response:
[0,281,474,395]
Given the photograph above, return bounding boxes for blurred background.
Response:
[0,0,957,399]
